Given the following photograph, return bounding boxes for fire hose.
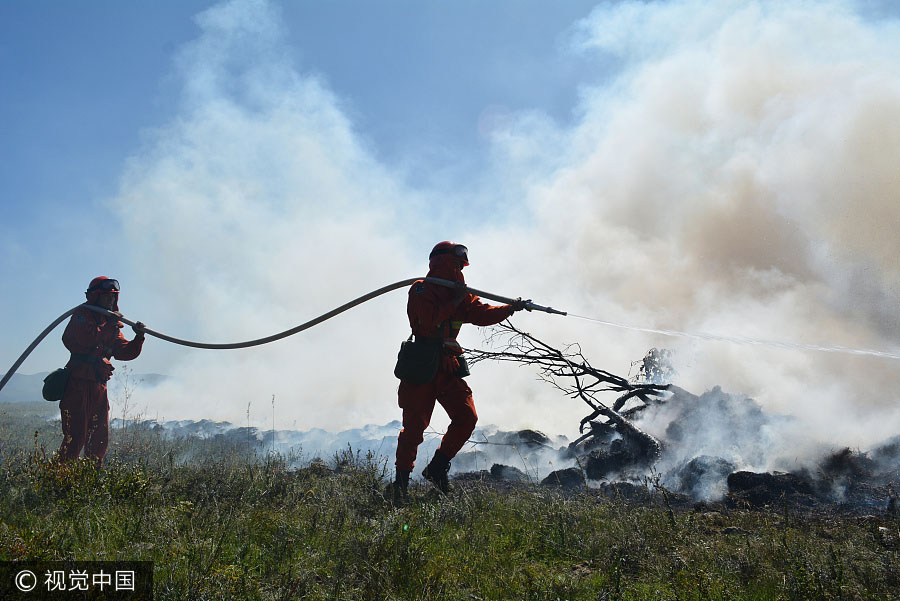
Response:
[4,274,899,396]
[0,277,565,394]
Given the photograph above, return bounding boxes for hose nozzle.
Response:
[525,302,566,315]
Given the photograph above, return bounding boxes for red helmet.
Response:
[85,276,120,311]
[429,241,469,266]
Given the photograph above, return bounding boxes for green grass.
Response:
[1,403,898,600]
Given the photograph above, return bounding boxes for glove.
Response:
[133,321,147,338]
[510,298,531,312]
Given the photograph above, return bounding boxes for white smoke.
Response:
[108,0,900,466]
[474,0,900,451]
[110,0,426,431]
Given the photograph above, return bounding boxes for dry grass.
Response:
[1,402,898,600]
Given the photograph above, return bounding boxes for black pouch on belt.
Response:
[394,335,441,385]
[455,354,470,378]
[42,367,71,402]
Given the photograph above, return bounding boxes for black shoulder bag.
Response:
[42,368,71,402]
[393,334,442,385]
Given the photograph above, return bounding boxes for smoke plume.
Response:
[476,0,900,449]
[109,0,900,468]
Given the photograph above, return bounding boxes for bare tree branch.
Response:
[466,321,670,459]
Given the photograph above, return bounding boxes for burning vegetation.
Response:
[462,323,900,512]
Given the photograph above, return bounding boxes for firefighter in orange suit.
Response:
[58,277,146,465]
[392,242,526,497]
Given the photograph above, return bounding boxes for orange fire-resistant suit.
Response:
[58,278,144,464]
[395,255,515,472]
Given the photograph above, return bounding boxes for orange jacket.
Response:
[407,257,514,355]
[63,307,144,382]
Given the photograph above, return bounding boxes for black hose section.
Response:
[0,307,80,394]
[426,276,566,315]
[87,277,424,349]
[0,278,421,394]
[0,276,557,395]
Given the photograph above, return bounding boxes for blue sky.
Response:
[3,0,900,449]
[0,0,604,362]
[0,0,608,432]
[1,0,604,225]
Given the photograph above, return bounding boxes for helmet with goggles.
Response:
[429,241,469,266]
[86,277,120,294]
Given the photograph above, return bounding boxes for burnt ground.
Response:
[448,425,900,516]
[450,462,900,519]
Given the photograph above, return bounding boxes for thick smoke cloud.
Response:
[110,0,900,462]
[110,0,426,431]
[480,0,900,449]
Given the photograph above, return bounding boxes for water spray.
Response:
[565,313,900,361]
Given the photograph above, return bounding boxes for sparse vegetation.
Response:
[1,402,898,600]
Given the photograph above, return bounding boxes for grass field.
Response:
[1,401,899,600]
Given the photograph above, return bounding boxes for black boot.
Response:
[422,449,451,493]
[385,470,410,505]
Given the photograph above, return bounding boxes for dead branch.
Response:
[466,321,669,460]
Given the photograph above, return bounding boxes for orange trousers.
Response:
[59,376,110,465]
[395,370,477,472]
